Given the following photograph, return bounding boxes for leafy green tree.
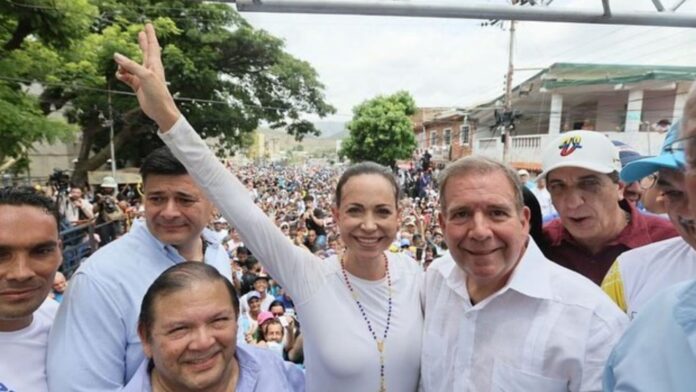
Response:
[63,1,335,184]
[0,0,95,169]
[340,91,417,168]
[3,0,335,184]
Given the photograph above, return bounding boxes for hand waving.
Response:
[114,23,181,131]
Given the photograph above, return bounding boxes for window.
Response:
[460,125,470,145]
[443,129,452,146]
[430,130,438,147]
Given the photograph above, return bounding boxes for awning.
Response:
[88,169,142,185]
[510,161,541,172]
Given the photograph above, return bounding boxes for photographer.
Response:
[58,186,94,226]
[93,176,124,245]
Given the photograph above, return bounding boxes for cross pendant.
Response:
[377,340,384,353]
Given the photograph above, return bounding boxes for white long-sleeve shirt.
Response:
[160,117,423,392]
[422,240,628,392]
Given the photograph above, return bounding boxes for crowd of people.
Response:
[2,23,696,392]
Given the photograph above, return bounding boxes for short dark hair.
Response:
[335,161,399,207]
[138,262,239,341]
[139,146,188,184]
[268,300,286,312]
[0,186,60,230]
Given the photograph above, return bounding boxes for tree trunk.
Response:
[3,17,32,52]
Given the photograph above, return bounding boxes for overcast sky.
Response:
[236,0,696,122]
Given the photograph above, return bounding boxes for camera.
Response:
[49,169,71,194]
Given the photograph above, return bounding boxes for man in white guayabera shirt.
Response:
[421,156,628,391]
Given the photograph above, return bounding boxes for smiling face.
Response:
[439,170,530,291]
[622,182,643,206]
[264,322,283,343]
[0,205,62,331]
[546,167,624,248]
[140,280,238,392]
[332,174,399,263]
[143,174,215,249]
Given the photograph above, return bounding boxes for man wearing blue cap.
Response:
[602,121,696,319]
[603,87,696,391]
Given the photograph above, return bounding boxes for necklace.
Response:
[340,253,392,392]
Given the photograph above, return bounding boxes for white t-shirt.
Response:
[160,118,424,392]
[0,299,59,392]
[613,236,696,318]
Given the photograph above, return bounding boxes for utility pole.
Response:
[501,18,515,163]
[107,85,117,183]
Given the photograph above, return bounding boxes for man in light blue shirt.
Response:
[47,147,231,391]
[604,87,696,391]
[123,262,303,392]
[603,280,696,391]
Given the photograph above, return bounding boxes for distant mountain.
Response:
[257,120,347,140]
[313,121,348,139]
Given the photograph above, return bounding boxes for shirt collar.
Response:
[441,236,554,305]
[131,219,220,258]
[505,238,554,301]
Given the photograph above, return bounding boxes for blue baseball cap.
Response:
[611,141,646,168]
[620,120,684,183]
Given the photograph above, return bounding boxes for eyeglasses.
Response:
[638,173,658,190]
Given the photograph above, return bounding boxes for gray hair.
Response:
[437,155,524,212]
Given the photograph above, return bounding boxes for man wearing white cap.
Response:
[540,131,677,285]
[602,121,696,319]
[212,215,229,242]
[93,175,123,245]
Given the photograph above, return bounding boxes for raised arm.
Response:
[113,24,322,302]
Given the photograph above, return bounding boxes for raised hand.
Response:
[113,23,181,131]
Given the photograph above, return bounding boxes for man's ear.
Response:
[617,181,627,201]
[57,239,64,267]
[137,323,153,358]
[520,206,531,234]
[437,209,447,233]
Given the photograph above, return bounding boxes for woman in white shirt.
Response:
[114,24,423,392]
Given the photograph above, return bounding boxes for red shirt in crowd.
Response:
[543,200,678,285]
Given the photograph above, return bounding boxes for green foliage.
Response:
[0,83,75,166]
[1,0,335,183]
[0,0,91,168]
[340,91,417,168]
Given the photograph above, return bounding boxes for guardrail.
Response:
[59,220,106,279]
